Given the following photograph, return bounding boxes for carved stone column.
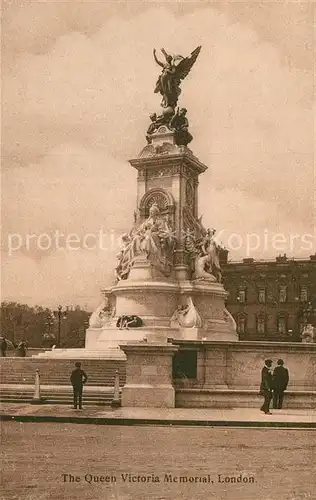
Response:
[130,136,208,284]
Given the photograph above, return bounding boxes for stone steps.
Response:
[0,376,126,386]
[33,348,126,360]
[0,358,126,387]
[0,386,119,406]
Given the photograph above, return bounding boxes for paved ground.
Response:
[1,402,315,427]
[1,421,315,500]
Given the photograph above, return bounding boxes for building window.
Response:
[258,288,266,303]
[300,286,308,303]
[279,286,287,303]
[237,315,246,334]
[237,289,246,303]
[277,316,287,334]
[257,315,266,334]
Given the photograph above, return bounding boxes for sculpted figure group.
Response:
[146,107,193,146]
[115,203,176,281]
[185,226,224,283]
[153,46,201,109]
[146,46,201,147]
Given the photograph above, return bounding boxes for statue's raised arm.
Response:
[153,49,165,68]
[153,46,202,109]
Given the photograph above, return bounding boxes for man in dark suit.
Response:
[273,359,289,409]
[260,359,273,414]
[70,362,88,410]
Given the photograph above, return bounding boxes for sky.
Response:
[1,0,315,309]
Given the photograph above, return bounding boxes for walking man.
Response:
[70,362,88,410]
[260,359,273,414]
[273,359,289,409]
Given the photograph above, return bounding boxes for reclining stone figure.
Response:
[116,315,143,330]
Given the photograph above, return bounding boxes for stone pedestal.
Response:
[84,278,237,354]
[119,342,178,407]
[84,130,237,358]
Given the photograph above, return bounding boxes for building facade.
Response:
[222,254,316,342]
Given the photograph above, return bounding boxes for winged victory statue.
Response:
[153,46,202,109]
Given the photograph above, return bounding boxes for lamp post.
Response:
[54,305,68,347]
[43,313,56,348]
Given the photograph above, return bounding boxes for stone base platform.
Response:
[33,348,126,360]
[85,326,179,352]
[122,385,176,408]
[175,388,316,409]
[1,403,315,427]
[89,272,238,355]
[3,339,315,410]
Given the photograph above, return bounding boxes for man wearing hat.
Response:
[272,359,289,409]
[70,362,88,410]
[260,359,273,414]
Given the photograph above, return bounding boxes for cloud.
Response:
[2,4,314,306]
[1,248,114,309]
[200,187,315,259]
[2,143,135,237]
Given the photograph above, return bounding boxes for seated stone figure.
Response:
[194,254,216,281]
[115,203,176,280]
[146,113,166,143]
[196,228,222,282]
[116,315,143,330]
[170,108,193,146]
[185,224,224,283]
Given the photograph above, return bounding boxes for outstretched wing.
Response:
[175,46,201,81]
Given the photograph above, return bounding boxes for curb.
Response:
[1,414,315,429]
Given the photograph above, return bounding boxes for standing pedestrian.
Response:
[16,339,28,357]
[260,359,273,414]
[273,359,289,409]
[70,362,88,410]
[0,337,8,357]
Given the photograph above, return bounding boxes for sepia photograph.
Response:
[1,1,315,499]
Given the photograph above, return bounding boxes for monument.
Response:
[85,45,237,360]
[34,46,315,409]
